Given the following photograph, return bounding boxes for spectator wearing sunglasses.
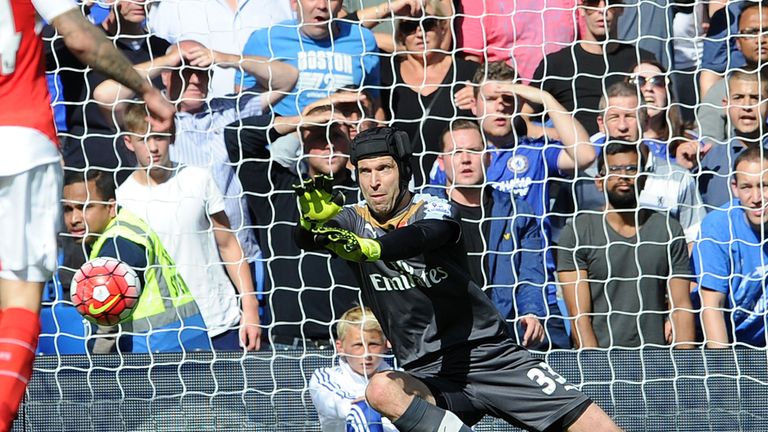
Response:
[531,0,656,137]
[557,141,696,349]
[698,3,768,148]
[628,61,697,163]
[380,0,478,186]
[337,0,454,54]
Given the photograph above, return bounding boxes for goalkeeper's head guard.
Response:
[350,127,414,218]
[349,127,413,182]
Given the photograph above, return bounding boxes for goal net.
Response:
[25,0,768,431]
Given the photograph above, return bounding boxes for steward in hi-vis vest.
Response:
[90,208,211,352]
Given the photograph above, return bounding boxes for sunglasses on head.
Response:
[399,17,440,35]
[628,74,666,89]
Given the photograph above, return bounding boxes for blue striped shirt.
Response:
[169,92,265,260]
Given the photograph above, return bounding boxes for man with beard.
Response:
[566,81,706,246]
[557,141,696,349]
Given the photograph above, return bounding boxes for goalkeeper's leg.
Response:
[365,371,473,432]
[0,280,43,432]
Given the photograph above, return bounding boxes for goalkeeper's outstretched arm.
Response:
[295,218,459,262]
[375,220,458,261]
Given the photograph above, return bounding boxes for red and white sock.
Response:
[0,308,39,432]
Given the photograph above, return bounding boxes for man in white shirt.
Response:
[147,0,293,97]
[309,307,396,432]
[116,103,260,350]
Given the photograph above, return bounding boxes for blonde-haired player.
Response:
[309,307,396,432]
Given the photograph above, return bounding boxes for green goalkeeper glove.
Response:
[312,226,382,262]
[293,174,345,229]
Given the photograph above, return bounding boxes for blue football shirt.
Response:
[486,137,563,216]
[694,201,768,347]
[237,19,380,116]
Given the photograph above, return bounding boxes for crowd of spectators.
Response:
[41,0,768,357]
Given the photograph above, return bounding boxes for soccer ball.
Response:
[70,257,142,326]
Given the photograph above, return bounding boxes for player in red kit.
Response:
[0,0,173,429]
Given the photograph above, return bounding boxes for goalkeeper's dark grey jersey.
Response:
[333,193,507,368]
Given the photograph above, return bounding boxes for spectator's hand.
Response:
[390,0,422,17]
[454,82,475,111]
[675,141,711,170]
[141,87,175,132]
[302,92,368,117]
[492,82,554,108]
[664,319,673,344]
[165,43,195,68]
[239,304,261,351]
[293,175,346,229]
[299,110,353,131]
[519,315,545,347]
[162,44,184,67]
[184,46,221,69]
[312,226,382,262]
[275,109,350,135]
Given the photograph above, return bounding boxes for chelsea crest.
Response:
[507,155,529,174]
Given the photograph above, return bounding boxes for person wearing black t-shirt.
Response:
[225,106,362,350]
[294,127,620,432]
[531,0,656,136]
[425,120,571,350]
[44,2,170,181]
[380,2,478,186]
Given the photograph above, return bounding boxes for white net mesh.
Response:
[21,0,768,430]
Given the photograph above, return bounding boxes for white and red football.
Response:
[70,257,142,326]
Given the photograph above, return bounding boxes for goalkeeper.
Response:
[62,169,211,353]
[294,128,621,432]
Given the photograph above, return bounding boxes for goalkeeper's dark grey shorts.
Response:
[407,337,592,432]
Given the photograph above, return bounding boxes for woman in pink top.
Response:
[456,0,580,81]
